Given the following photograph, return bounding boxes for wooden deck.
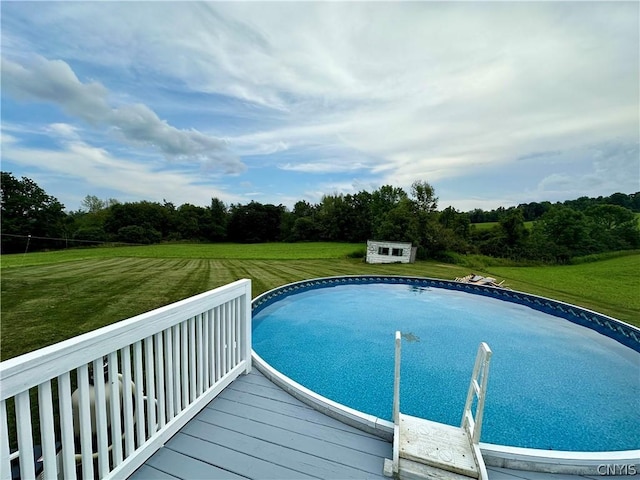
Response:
[130,370,632,480]
[130,369,391,479]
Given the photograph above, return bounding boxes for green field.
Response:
[471,221,534,231]
[1,243,638,361]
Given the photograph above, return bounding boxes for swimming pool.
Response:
[252,276,639,454]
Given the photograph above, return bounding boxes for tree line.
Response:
[2,171,639,263]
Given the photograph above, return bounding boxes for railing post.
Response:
[243,280,253,374]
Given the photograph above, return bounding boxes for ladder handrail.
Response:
[392,331,401,474]
[461,342,492,445]
[393,331,402,425]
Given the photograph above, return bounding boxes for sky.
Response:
[1,1,638,213]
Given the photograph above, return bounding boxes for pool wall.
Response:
[251,275,640,475]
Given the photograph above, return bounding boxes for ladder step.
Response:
[398,414,479,478]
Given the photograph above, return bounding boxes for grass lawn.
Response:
[0,242,366,268]
[1,243,638,361]
[486,255,640,327]
[471,221,534,231]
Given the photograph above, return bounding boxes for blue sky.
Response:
[1,2,638,212]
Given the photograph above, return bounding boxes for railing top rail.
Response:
[0,279,251,400]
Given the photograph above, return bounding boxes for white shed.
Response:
[366,240,416,264]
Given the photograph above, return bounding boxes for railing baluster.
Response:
[154,333,166,429]
[196,314,204,396]
[172,325,181,413]
[133,342,145,447]
[1,400,12,480]
[181,321,189,408]
[164,329,175,421]
[234,298,241,365]
[230,299,236,367]
[220,304,227,375]
[15,391,35,480]
[189,317,197,402]
[226,301,232,373]
[76,364,94,480]
[108,352,123,466]
[144,337,156,437]
[120,346,135,457]
[202,311,210,389]
[38,380,57,479]
[57,372,76,480]
[92,359,109,478]
[214,306,222,382]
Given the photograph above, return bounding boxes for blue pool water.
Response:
[252,281,640,452]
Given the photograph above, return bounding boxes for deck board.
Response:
[143,448,247,479]
[130,369,391,479]
[201,402,390,456]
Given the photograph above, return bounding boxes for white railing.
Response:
[1,279,252,480]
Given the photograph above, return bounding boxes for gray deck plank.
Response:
[143,446,248,479]
[183,418,386,479]
[216,387,375,435]
[236,370,291,391]
[132,369,392,479]
[201,400,390,456]
[168,432,317,479]
[129,464,179,479]
[191,411,389,475]
[226,379,315,407]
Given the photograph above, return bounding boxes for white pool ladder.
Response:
[384,331,492,480]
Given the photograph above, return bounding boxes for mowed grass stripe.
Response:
[0,242,364,268]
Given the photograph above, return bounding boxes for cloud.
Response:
[45,123,80,139]
[537,142,640,197]
[1,56,244,174]
[1,56,110,122]
[1,135,245,208]
[279,160,368,174]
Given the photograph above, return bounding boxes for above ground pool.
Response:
[252,276,640,453]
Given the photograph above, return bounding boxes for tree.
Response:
[80,195,106,213]
[411,180,438,214]
[208,198,228,241]
[103,201,172,241]
[529,206,594,262]
[227,202,285,243]
[584,204,640,250]
[1,172,67,253]
[499,209,528,249]
[316,194,351,241]
[373,198,420,244]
